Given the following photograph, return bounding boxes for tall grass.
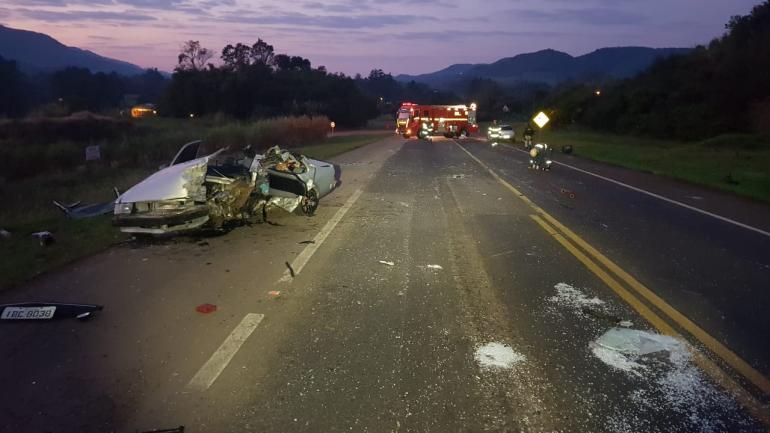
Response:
[204,116,329,151]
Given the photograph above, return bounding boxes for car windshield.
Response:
[501,126,513,131]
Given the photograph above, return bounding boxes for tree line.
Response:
[542,1,770,140]
[0,57,166,118]
[1,38,470,127]
[161,39,377,126]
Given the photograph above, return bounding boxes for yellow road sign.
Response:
[533,111,550,129]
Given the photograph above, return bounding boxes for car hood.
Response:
[117,154,216,204]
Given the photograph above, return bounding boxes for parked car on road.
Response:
[487,124,515,142]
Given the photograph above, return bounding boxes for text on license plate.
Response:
[1,306,56,320]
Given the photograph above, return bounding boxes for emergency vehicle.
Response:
[396,102,479,139]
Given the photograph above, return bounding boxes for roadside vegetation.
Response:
[540,128,770,203]
[0,114,385,290]
[542,2,770,141]
[473,3,770,203]
[481,119,770,203]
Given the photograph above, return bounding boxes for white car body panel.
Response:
[116,152,221,204]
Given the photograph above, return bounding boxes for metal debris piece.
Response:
[53,188,120,219]
[299,240,316,245]
[424,264,443,270]
[285,261,295,277]
[379,260,395,266]
[31,231,55,246]
[195,304,217,314]
[140,426,185,433]
[1,302,103,321]
[559,188,576,199]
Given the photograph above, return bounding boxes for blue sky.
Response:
[0,0,761,75]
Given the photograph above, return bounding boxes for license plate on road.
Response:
[1,306,56,320]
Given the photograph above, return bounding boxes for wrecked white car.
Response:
[113,141,340,235]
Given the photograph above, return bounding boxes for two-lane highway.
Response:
[0,135,768,432]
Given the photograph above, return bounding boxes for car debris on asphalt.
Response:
[378,260,395,266]
[31,231,55,246]
[0,302,103,320]
[285,261,296,277]
[195,303,217,314]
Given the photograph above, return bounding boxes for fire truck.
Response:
[396,102,479,139]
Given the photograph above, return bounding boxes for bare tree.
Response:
[176,40,213,71]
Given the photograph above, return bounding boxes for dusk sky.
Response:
[0,0,761,76]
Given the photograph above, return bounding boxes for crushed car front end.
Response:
[113,148,216,235]
[113,141,340,235]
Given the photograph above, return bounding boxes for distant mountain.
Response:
[0,25,145,75]
[396,47,691,87]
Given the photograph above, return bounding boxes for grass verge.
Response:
[478,121,770,203]
[0,217,129,290]
[537,128,770,203]
[293,134,386,160]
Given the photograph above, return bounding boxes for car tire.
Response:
[300,188,319,216]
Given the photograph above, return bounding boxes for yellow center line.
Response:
[539,211,770,395]
[453,140,770,425]
[530,215,770,426]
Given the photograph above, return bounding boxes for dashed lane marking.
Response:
[277,188,364,283]
[186,313,264,391]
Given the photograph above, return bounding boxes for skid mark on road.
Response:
[441,176,561,432]
[186,313,264,391]
[277,188,363,283]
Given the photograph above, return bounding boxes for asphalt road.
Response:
[1,135,768,433]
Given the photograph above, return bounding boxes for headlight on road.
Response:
[114,203,133,215]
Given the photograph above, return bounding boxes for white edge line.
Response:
[277,188,364,283]
[496,142,770,238]
[186,313,264,391]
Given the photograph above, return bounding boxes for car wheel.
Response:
[300,188,319,216]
